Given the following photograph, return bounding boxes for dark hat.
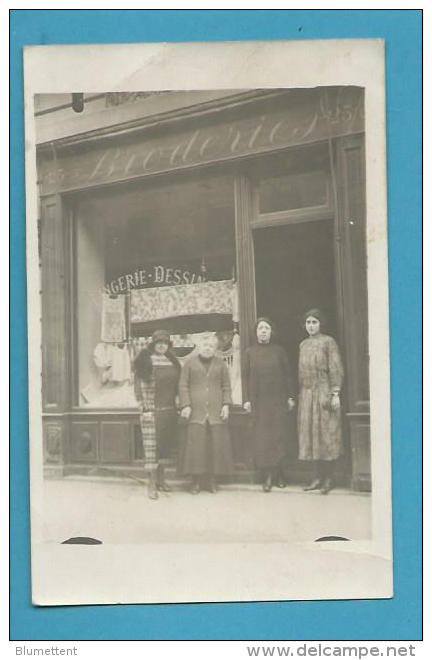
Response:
[151,329,171,344]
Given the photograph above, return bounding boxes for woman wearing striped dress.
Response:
[134,329,181,500]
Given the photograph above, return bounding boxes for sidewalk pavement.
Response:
[41,478,371,544]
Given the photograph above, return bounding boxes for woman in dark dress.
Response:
[134,329,181,500]
[243,318,296,492]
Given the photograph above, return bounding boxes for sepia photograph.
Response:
[24,39,392,606]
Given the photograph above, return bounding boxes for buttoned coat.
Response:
[179,355,232,425]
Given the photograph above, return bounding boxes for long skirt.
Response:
[156,410,178,461]
[140,409,178,471]
[297,386,343,461]
[177,421,234,476]
[251,404,290,470]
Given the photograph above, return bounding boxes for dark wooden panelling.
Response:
[43,420,65,464]
[335,135,369,413]
[99,421,133,463]
[133,422,143,460]
[234,175,257,363]
[350,420,372,492]
[41,195,68,411]
[334,134,371,491]
[70,421,99,462]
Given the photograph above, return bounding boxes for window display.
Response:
[74,174,240,408]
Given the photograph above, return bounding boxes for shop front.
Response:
[38,88,371,490]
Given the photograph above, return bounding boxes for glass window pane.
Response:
[259,170,328,214]
[74,175,241,408]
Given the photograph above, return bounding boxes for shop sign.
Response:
[104,264,206,295]
[38,88,364,194]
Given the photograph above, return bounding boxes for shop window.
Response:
[74,175,241,409]
[259,170,329,214]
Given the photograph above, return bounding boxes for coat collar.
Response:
[196,354,217,375]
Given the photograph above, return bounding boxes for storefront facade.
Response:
[37,88,371,490]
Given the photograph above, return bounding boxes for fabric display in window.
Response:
[80,341,135,407]
[92,342,132,384]
[93,342,113,385]
[101,294,127,343]
[218,340,242,405]
[110,344,132,382]
[130,280,234,324]
[93,342,113,370]
[231,282,239,323]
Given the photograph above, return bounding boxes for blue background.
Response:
[10,9,422,641]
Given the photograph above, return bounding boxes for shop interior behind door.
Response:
[253,218,338,480]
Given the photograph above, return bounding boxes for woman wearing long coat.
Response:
[298,308,344,494]
[243,318,295,492]
[178,333,234,494]
[134,329,181,500]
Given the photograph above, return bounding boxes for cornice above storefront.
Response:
[37,86,365,196]
[35,89,282,151]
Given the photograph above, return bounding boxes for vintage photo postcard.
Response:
[24,39,392,606]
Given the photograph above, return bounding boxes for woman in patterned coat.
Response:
[297,309,344,494]
[134,329,181,500]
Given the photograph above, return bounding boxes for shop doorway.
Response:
[253,218,342,482]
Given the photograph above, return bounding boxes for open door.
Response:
[253,218,350,485]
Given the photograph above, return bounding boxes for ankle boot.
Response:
[320,478,334,495]
[275,469,287,488]
[147,470,159,500]
[190,477,200,494]
[208,475,218,493]
[157,465,171,492]
[303,478,321,491]
[263,471,272,492]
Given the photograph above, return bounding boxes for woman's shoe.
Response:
[262,473,272,492]
[147,481,159,500]
[320,478,333,495]
[156,466,172,492]
[208,477,218,493]
[147,471,159,500]
[303,479,321,491]
[158,483,172,492]
[276,480,287,489]
[190,480,200,495]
